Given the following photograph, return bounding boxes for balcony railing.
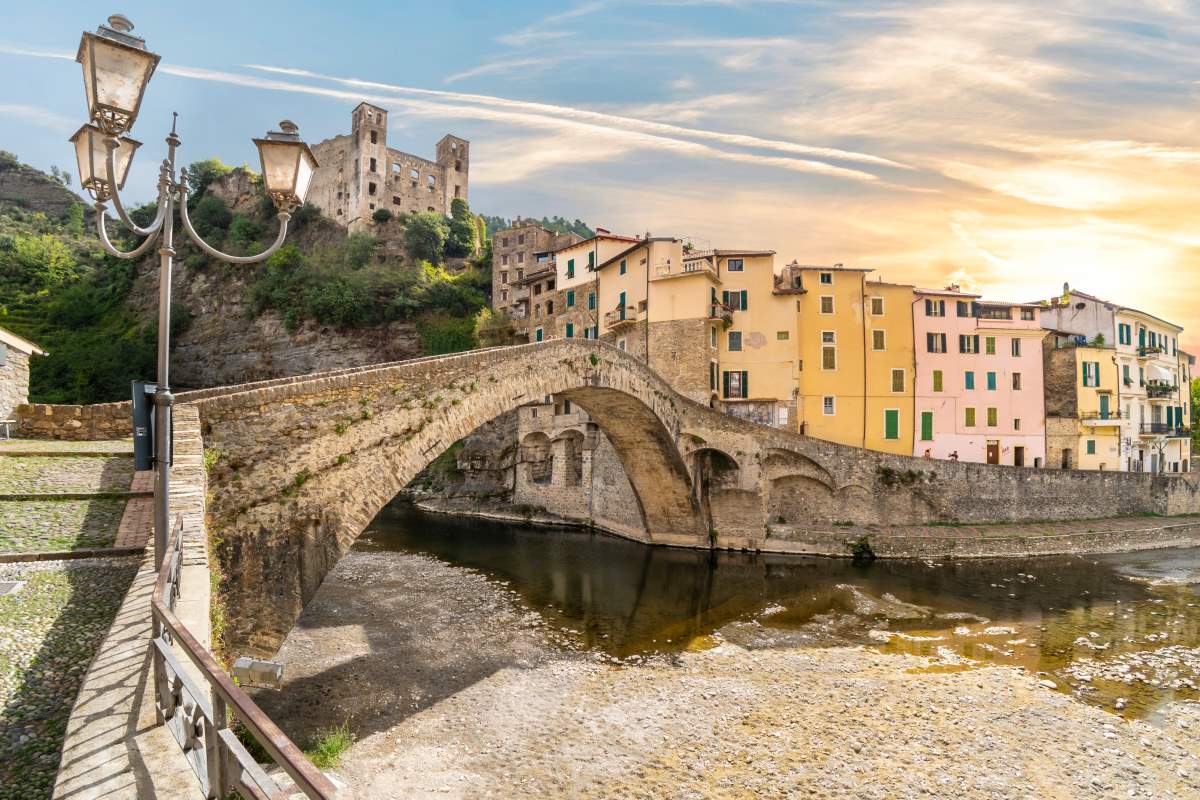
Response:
[1145,380,1177,398]
[1139,423,1191,437]
[1138,345,1168,358]
[1080,410,1123,422]
[604,306,638,328]
[151,516,336,799]
[709,302,733,326]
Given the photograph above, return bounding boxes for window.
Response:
[1118,323,1131,345]
[820,272,833,284]
[985,337,996,355]
[871,297,884,315]
[1011,338,1021,357]
[501,271,509,284]
[959,334,980,354]
[822,332,836,370]
[920,411,934,441]
[619,259,627,275]
[588,251,595,269]
[891,369,905,392]
[712,327,718,347]
[724,370,749,399]
[588,292,596,310]
[1012,372,1022,390]
[728,331,743,351]
[872,330,886,350]
[925,299,946,317]
[518,234,525,245]
[884,409,900,440]
[820,296,834,314]
[986,371,997,391]
[368,182,377,196]
[964,371,975,390]
[1086,439,1096,455]
[546,301,553,315]
[932,370,944,392]
[427,175,436,188]
[370,131,377,144]
[392,196,402,205]
[823,396,835,415]
[500,290,508,302]
[776,330,790,341]
[1082,361,1100,387]
[517,252,525,264]
[727,258,744,271]
[501,236,510,247]
[926,333,948,353]
[369,157,377,172]
[1014,418,1021,430]
[566,290,575,307]
[618,338,626,351]
[1020,308,1035,321]
[566,322,575,338]
[1123,364,1131,385]
[964,408,976,427]
[535,328,543,342]
[410,167,420,180]
[725,290,749,311]
[710,361,717,391]
[956,300,972,318]
[987,407,997,426]
[566,258,575,279]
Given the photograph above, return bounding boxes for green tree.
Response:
[445,198,478,258]
[372,208,392,223]
[345,232,378,269]
[5,234,77,289]
[190,195,232,239]
[404,211,449,264]
[185,158,232,198]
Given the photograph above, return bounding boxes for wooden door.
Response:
[986,441,1000,464]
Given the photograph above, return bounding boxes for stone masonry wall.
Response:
[648,318,713,404]
[15,400,130,440]
[0,348,30,421]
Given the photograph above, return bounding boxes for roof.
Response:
[595,238,678,271]
[0,325,46,356]
[865,280,915,289]
[687,249,776,259]
[1042,287,1182,332]
[784,261,873,273]
[915,287,982,299]
[551,231,641,255]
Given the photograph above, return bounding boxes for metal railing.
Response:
[603,306,638,327]
[1080,411,1123,421]
[1145,380,1177,398]
[1138,345,1167,358]
[1139,423,1190,437]
[151,515,337,799]
[708,302,733,325]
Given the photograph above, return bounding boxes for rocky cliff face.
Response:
[0,155,85,218]
[127,170,423,390]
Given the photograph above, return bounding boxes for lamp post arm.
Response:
[94,201,162,260]
[104,139,166,238]
[177,183,291,264]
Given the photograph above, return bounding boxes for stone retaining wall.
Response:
[15,401,131,440]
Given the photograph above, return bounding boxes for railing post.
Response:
[206,695,225,798]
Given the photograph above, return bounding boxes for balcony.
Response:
[1080,411,1123,426]
[709,302,733,327]
[1145,380,1177,399]
[604,306,639,330]
[1138,345,1168,359]
[656,257,717,280]
[1140,423,1191,438]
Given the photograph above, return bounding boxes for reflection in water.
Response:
[361,503,1200,718]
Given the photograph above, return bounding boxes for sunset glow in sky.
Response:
[3,1,1199,349]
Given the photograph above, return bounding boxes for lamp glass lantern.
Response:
[76,15,160,135]
[69,124,141,201]
[253,121,319,209]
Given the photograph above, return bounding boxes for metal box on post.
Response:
[132,380,156,471]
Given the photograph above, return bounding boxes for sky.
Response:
[3,1,1200,351]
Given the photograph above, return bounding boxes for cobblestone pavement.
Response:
[0,456,135,495]
[0,499,126,553]
[0,440,132,454]
[0,558,138,800]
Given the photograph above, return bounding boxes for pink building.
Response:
[913,288,1047,467]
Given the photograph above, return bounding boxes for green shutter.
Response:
[566,323,574,338]
[588,251,595,268]
[933,370,943,392]
[722,290,730,306]
[987,407,997,426]
[722,371,730,398]
[618,291,626,319]
[1087,440,1096,455]
[965,371,974,390]
[740,290,748,310]
[885,410,899,440]
[535,328,543,342]
[567,258,574,278]
[987,372,996,390]
[921,411,933,441]
[588,292,596,310]
[742,371,749,397]
[566,290,575,307]
[973,335,980,353]
[965,408,975,427]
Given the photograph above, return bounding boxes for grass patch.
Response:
[304,723,354,769]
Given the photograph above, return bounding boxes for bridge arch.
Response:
[195,341,708,655]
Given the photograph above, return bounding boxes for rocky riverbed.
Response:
[259,550,1200,799]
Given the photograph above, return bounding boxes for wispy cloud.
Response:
[0,103,77,134]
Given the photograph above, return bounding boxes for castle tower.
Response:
[351,102,389,228]
[436,134,469,210]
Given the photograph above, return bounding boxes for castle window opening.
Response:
[501,271,509,284]
[454,185,461,197]
[427,175,436,187]
[370,131,377,144]
[369,157,377,172]
[427,206,434,212]
[393,196,402,205]
[392,163,401,173]
[518,234,525,245]
[455,160,462,172]
[517,252,525,263]
[368,182,377,195]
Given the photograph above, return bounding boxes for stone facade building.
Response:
[491,221,582,330]
[0,325,45,423]
[307,103,469,231]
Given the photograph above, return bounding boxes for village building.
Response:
[0,325,46,426]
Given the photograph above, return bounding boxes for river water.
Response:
[360,503,1200,720]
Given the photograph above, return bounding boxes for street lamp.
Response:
[72,14,318,575]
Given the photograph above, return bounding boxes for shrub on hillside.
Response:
[404,211,449,264]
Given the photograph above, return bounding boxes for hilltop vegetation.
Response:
[481,214,593,240]
[0,154,497,403]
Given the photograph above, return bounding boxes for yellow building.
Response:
[777,263,915,454]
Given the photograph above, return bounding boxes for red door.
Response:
[986,441,1000,465]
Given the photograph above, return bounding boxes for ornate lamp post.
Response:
[71,15,318,570]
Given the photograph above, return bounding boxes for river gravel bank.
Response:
[262,551,1200,799]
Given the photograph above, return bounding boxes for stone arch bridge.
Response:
[170,340,1199,655]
